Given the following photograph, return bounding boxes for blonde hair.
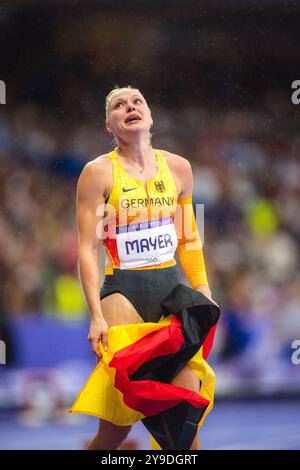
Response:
[105,85,143,120]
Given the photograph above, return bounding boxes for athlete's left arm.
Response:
[174,158,217,305]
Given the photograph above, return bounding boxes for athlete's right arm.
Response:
[76,158,110,359]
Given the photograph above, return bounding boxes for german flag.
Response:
[70,283,220,450]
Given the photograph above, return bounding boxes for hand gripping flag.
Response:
[70,283,220,450]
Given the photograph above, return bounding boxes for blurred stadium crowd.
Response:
[0,1,299,403]
[1,96,299,395]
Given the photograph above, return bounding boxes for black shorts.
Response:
[100,264,180,323]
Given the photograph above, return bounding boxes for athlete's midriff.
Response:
[102,149,178,274]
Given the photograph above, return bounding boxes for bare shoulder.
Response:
[158,149,192,174]
[81,153,112,177]
[158,149,193,197]
[77,153,113,199]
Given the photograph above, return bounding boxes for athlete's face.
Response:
[105,90,153,139]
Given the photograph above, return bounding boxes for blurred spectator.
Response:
[0,4,299,395]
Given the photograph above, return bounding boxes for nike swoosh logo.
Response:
[123,187,137,192]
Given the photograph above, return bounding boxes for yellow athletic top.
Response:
[102,148,178,274]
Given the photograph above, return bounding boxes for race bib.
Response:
[116,216,178,269]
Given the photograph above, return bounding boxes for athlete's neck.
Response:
[116,138,154,169]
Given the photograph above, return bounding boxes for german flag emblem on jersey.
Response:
[154,180,165,192]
